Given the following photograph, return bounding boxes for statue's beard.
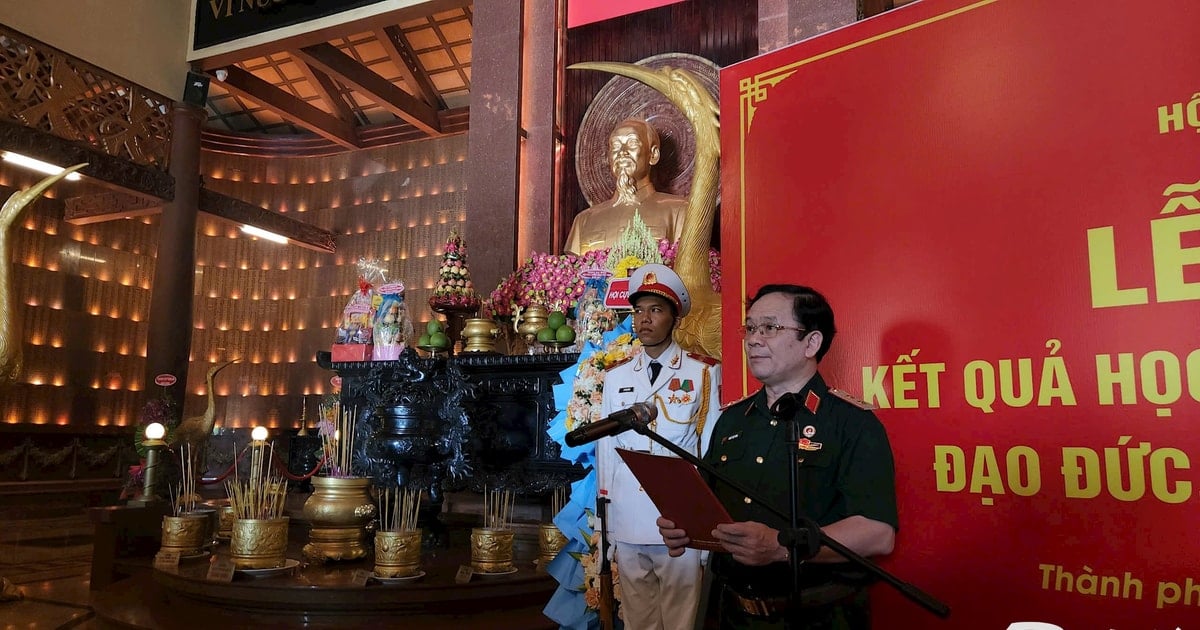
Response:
[612,160,639,206]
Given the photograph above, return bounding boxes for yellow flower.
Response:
[612,256,644,279]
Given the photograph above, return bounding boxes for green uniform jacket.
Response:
[704,372,899,596]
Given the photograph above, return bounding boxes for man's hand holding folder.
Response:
[616,448,734,552]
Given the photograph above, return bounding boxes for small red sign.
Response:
[567,0,687,28]
[330,376,342,391]
[603,278,631,309]
[154,374,177,387]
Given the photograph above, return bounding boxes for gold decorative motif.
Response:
[733,0,1002,393]
[470,527,515,573]
[230,517,289,569]
[374,529,422,578]
[159,514,208,556]
[738,70,798,133]
[537,523,568,573]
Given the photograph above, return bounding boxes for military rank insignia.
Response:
[797,437,823,451]
[805,391,821,414]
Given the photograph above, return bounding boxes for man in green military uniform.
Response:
[657,284,898,629]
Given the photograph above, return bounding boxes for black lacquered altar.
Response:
[316,348,585,498]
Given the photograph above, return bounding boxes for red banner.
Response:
[720,0,1200,627]
[567,0,687,28]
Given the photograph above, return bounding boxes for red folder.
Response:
[616,448,734,551]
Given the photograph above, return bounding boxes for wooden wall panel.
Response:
[196,133,469,428]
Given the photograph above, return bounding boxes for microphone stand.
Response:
[624,418,950,619]
[596,496,616,629]
[782,401,806,599]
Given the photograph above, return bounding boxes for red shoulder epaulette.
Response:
[604,356,634,371]
[719,391,755,411]
[686,352,719,366]
[828,388,877,410]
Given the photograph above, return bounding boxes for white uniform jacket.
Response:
[596,341,722,544]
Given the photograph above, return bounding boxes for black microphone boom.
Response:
[564,402,657,447]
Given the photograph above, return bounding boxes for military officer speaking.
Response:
[657,284,899,629]
[595,263,723,630]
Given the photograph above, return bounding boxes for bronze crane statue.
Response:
[169,359,239,451]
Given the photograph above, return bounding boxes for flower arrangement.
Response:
[606,212,662,278]
[658,239,723,294]
[122,392,182,499]
[430,228,481,311]
[133,394,181,458]
[566,332,640,431]
[486,240,721,319]
[573,510,623,614]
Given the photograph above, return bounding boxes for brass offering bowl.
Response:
[461,317,500,353]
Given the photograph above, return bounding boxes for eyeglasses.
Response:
[739,324,807,339]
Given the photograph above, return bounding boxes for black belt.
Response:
[725,582,860,618]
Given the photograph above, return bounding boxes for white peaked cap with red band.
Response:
[628,263,691,317]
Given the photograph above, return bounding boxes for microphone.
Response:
[564,402,657,447]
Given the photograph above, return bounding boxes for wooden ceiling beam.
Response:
[216,66,361,150]
[289,56,359,126]
[0,118,173,201]
[294,43,442,136]
[64,191,160,224]
[194,0,473,71]
[199,189,337,253]
[377,25,445,110]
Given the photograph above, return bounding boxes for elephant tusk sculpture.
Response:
[0,164,87,384]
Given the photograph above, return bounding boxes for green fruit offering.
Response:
[547,311,567,330]
[426,320,444,335]
[555,326,576,343]
[429,332,450,349]
[536,327,556,343]
[418,333,431,347]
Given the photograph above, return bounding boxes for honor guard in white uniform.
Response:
[596,263,722,630]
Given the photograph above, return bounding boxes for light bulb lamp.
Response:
[136,422,167,505]
[249,426,269,485]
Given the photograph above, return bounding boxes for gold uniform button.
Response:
[743,497,752,504]
[720,455,728,462]
[755,456,764,464]
[770,420,778,427]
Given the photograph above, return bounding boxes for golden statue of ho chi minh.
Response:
[0,164,86,384]
[564,118,687,256]
[569,62,722,360]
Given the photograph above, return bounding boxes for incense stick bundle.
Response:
[174,443,198,516]
[483,487,515,530]
[224,441,288,520]
[551,485,567,517]
[319,403,358,477]
[378,487,422,532]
